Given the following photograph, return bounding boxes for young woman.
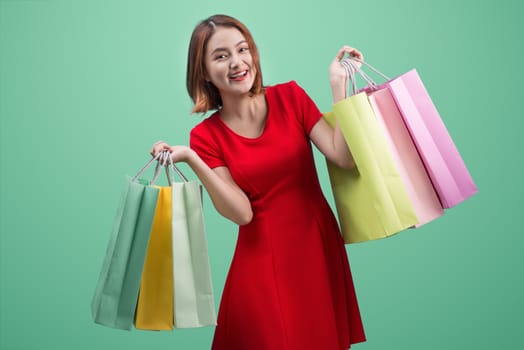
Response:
[151,14,366,350]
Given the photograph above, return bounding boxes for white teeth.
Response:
[230,70,247,78]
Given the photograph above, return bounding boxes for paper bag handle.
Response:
[341,57,391,95]
[349,57,390,81]
[162,151,189,186]
[132,152,164,184]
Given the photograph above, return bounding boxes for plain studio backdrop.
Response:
[1,0,522,349]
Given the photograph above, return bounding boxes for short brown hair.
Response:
[186,14,264,114]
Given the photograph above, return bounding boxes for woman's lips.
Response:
[229,70,249,81]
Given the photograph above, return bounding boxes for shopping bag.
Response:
[168,158,217,328]
[134,186,174,330]
[386,69,477,208]
[324,82,419,243]
[342,60,444,227]
[366,88,444,226]
[350,58,477,208]
[91,155,162,330]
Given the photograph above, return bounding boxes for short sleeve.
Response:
[288,81,323,135]
[189,120,225,169]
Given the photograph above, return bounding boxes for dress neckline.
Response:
[215,88,271,141]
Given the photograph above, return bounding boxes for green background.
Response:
[1,0,522,349]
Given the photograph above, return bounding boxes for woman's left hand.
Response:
[329,46,364,103]
[329,46,364,85]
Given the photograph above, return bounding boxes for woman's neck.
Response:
[220,92,263,121]
[218,91,268,138]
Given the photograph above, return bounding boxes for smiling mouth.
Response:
[229,70,248,79]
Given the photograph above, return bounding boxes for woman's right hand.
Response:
[150,140,171,157]
[150,140,253,225]
[150,141,195,164]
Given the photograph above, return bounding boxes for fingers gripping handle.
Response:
[132,151,188,185]
[340,57,392,97]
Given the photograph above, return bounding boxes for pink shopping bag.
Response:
[385,69,477,208]
[347,58,478,208]
[365,87,444,226]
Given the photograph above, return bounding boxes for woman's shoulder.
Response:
[190,111,221,139]
[265,80,308,105]
[266,80,303,94]
[266,80,310,107]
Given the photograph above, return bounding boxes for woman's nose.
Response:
[229,53,241,68]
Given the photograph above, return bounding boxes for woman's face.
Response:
[205,26,256,97]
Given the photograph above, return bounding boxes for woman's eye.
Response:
[215,54,227,60]
[239,47,249,53]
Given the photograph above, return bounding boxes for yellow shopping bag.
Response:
[324,92,418,243]
[134,186,174,330]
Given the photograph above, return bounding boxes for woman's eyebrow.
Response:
[210,40,248,55]
[210,47,226,55]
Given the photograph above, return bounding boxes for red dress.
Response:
[190,81,366,350]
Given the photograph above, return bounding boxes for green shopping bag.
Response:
[167,158,217,328]
[91,155,162,330]
[324,91,418,243]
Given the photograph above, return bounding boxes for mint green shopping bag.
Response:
[91,155,162,330]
